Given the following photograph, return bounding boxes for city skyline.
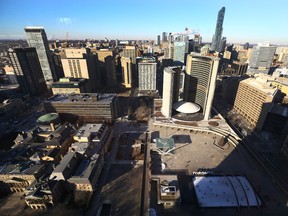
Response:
[0,0,288,44]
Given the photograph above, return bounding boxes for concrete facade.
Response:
[61,48,99,92]
[51,77,89,95]
[234,77,277,130]
[8,48,47,95]
[184,53,219,120]
[121,57,132,88]
[44,93,119,122]
[161,67,182,117]
[138,58,157,91]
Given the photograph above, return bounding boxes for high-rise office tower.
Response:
[168,33,172,43]
[8,48,47,95]
[24,26,56,82]
[211,7,225,52]
[200,45,210,56]
[162,32,168,42]
[248,42,276,74]
[51,50,64,79]
[173,41,189,64]
[138,57,157,91]
[184,53,219,120]
[122,46,136,64]
[161,66,182,117]
[219,37,227,53]
[104,55,118,87]
[61,48,99,92]
[156,35,161,45]
[244,42,250,50]
[121,57,132,88]
[94,49,116,88]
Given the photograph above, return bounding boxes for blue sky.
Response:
[0,0,287,44]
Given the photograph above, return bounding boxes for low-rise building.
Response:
[50,152,82,181]
[73,124,107,143]
[44,93,119,122]
[25,180,65,210]
[68,154,104,192]
[51,77,89,95]
[0,163,47,192]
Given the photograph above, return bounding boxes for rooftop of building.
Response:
[51,152,80,175]
[74,123,105,140]
[193,175,261,207]
[45,93,116,104]
[187,52,220,61]
[241,77,279,95]
[173,101,201,114]
[51,77,88,88]
[69,154,102,183]
[124,46,136,49]
[37,113,59,124]
[70,142,89,153]
[138,56,156,63]
[0,162,44,176]
[25,26,44,30]
[164,66,181,74]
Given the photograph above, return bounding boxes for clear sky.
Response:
[0,0,287,44]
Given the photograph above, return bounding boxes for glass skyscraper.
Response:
[211,7,225,52]
[25,26,56,82]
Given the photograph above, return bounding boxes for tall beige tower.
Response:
[161,66,182,117]
[61,48,98,92]
[121,57,132,88]
[234,77,277,130]
[122,46,136,64]
[95,49,117,87]
[184,53,219,120]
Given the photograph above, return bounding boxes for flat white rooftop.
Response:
[193,176,261,208]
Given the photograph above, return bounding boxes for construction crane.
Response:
[171,27,198,36]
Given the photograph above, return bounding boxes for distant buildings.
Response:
[200,44,210,56]
[218,62,248,76]
[173,41,188,64]
[161,66,182,117]
[8,47,47,95]
[162,32,168,42]
[3,65,18,85]
[248,42,276,74]
[184,53,219,120]
[24,26,56,81]
[211,7,225,52]
[156,35,161,45]
[138,57,157,91]
[44,93,119,122]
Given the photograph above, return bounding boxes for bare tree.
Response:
[134,105,151,122]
